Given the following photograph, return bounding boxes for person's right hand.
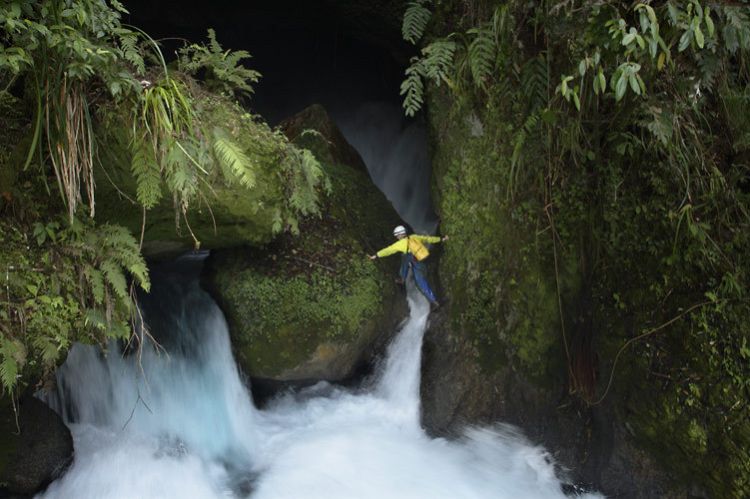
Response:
[368,254,377,260]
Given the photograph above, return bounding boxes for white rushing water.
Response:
[39,259,598,499]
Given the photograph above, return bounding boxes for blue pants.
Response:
[400,254,438,304]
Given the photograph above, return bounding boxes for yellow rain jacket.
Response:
[376,234,441,261]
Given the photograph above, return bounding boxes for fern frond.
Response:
[178,29,260,97]
[290,149,324,215]
[400,60,425,117]
[84,308,109,331]
[212,133,257,188]
[119,33,145,75]
[101,260,128,302]
[31,336,59,366]
[467,27,496,87]
[402,1,432,44]
[421,39,457,86]
[131,138,163,209]
[0,355,18,392]
[101,225,150,291]
[0,339,24,392]
[520,54,549,112]
[207,28,222,55]
[84,266,105,304]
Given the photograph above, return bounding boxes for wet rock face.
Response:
[204,104,406,386]
[420,86,705,497]
[419,314,685,498]
[0,396,73,496]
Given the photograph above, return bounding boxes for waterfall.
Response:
[334,102,438,234]
[38,256,599,498]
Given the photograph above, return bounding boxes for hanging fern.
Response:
[84,266,106,305]
[118,33,146,75]
[212,132,257,188]
[130,138,163,209]
[402,1,432,45]
[421,39,457,86]
[0,339,24,392]
[84,223,150,293]
[401,61,426,117]
[467,27,496,87]
[519,54,550,113]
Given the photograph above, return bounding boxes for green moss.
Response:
[428,88,564,383]
[92,92,294,256]
[211,248,382,376]
[205,135,403,379]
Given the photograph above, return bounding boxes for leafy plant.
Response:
[410,0,750,493]
[178,28,260,98]
[0,218,149,395]
[402,0,432,45]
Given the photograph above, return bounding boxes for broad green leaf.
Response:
[679,30,691,52]
[616,75,627,101]
[639,11,649,33]
[629,74,641,95]
[694,24,705,48]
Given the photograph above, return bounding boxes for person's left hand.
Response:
[442,235,449,242]
[368,254,377,260]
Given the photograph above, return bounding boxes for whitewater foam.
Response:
[39,263,598,498]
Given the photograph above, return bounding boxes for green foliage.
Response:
[420,0,750,494]
[400,62,426,117]
[466,26,495,87]
[212,131,257,189]
[402,0,432,45]
[0,218,148,395]
[178,29,260,98]
[399,2,513,114]
[0,1,326,397]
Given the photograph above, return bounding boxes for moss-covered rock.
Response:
[204,104,406,382]
[92,92,298,258]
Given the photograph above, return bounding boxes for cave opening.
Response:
[124,0,438,230]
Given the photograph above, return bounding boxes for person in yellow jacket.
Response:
[368,225,448,307]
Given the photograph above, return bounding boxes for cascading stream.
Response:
[38,257,599,498]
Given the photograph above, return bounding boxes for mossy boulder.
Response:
[0,395,73,496]
[204,104,406,383]
[92,92,295,258]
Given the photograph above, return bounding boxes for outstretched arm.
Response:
[413,234,449,243]
[368,239,407,259]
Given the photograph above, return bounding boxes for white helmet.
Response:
[393,225,407,237]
